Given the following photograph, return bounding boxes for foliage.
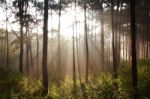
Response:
[0,59,150,99]
[0,69,42,99]
[48,76,82,99]
[138,59,150,98]
[87,74,128,99]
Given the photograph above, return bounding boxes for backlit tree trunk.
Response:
[101,0,104,71]
[84,2,89,83]
[18,0,24,73]
[42,0,49,96]
[111,0,117,78]
[6,1,9,68]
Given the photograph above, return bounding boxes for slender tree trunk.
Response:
[50,8,54,77]
[35,1,39,78]
[118,2,123,63]
[0,37,2,65]
[24,2,29,75]
[123,34,125,60]
[136,13,142,60]
[42,0,49,96]
[84,3,89,83]
[73,30,76,99]
[116,0,121,67]
[111,0,117,78]
[2,34,5,66]
[29,41,33,71]
[146,10,149,59]
[126,33,128,62]
[94,20,97,42]
[36,25,39,77]
[58,0,62,79]
[91,2,94,42]
[101,0,104,71]
[26,29,29,74]
[130,0,138,98]
[6,1,9,68]
[74,1,82,85]
[72,2,76,99]
[19,0,24,73]
[72,11,76,99]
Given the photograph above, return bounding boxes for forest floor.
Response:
[0,59,150,99]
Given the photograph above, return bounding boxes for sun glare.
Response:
[48,4,85,39]
[0,2,100,40]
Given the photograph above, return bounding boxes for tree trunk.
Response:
[72,11,76,99]
[57,0,62,79]
[35,1,39,78]
[6,1,9,68]
[42,0,49,96]
[26,29,29,74]
[84,3,89,83]
[146,9,149,59]
[29,41,33,73]
[101,0,104,71]
[19,0,24,73]
[111,0,117,78]
[74,1,82,85]
[130,0,138,98]
[36,25,39,78]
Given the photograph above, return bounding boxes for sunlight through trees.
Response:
[0,0,150,98]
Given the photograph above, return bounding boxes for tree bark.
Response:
[111,0,117,78]
[84,3,89,83]
[42,0,49,96]
[18,0,24,73]
[130,0,138,98]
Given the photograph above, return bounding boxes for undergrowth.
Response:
[0,59,149,99]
